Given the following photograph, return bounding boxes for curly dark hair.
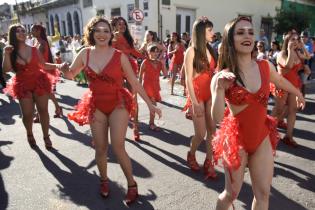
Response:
[83,16,113,46]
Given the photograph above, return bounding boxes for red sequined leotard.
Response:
[142,59,163,102]
[3,47,52,99]
[112,34,144,75]
[36,41,60,86]
[169,43,185,71]
[183,55,216,111]
[68,49,135,125]
[270,62,302,98]
[212,60,280,170]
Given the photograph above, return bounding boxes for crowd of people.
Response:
[0,14,313,209]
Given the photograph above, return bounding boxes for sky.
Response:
[0,0,29,5]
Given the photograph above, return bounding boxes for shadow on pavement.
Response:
[34,148,155,210]
[159,100,184,110]
[85,146,152,179]
[0,141,14,210]
[49,116,92,148]
[0,97,19,126]
[274,161,315,193]
[277,142,315,161]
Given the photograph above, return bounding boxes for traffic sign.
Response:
[131,9,144,23]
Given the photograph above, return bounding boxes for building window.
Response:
[83,0,93,8]
[97,9,104,16]
[127,4,134,22]
[176,14,181,34]
[143,2,148,10]
[162,0,171,5]
[62,21,66,36]
[73,11,81,35]
[111,7,121,17]
[145,26,148,30]
[185,15,190,33]
[46,22,50,35]
[144,12,148,17]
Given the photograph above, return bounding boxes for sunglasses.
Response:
[257,45,263,48]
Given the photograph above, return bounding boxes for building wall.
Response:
[88,0,280,43]
[48,4,83,36]
[159,0,281,40]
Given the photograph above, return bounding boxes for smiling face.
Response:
[233,20,254,54]
[93,21,112,46]
[116,19,126,33]
[145,31,153,42]
[288,34,299,50]
[31,26,40,38]
[148,46,159,60]
[15,26,27,42]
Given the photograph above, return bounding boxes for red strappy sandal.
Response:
[282,136,298,148]
[134,127,140,141]
[277,120,287,129]
[100,179,110,198]
[33,113,40,123]
[43,135,53,150]
[203,158,217,179]
[27,134,37,148]
[125,182,138,205]
[187,152,200,171]
[53,106,63,118]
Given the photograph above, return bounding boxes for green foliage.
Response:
[273,5,311,35]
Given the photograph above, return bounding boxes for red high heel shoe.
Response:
[277,120,287,129]
[100,179,110,198]
[203,158,217,179]
[134,127,140,141]
[187,152,200,171]
[282,136,298,148]
[125,182,138,205]
[27,134,37,148]
[33,113,40,123]
[43,135,53,150]
[53,107,63,118]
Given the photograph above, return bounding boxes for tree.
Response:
[273,5,311,35]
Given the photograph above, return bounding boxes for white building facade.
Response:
[87,0,281,43]
[9,0,282,42]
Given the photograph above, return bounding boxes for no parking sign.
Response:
[131,9,144,23]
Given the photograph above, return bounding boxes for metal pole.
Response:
[15,0,20,22]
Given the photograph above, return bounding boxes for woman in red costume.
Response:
[60,17,161,204]
[168,32,185,95]
[139,45,167,131]
[110,16,144,141]
[271,32,309,147]
[211,17,305,210]
[183,17,217,179]
[3,24,64,149]
[31,24,63,120]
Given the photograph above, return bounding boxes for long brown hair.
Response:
[83,16,113,46]
[191,17,217,73]
[218,16,252,85]
[282,33,296,56]
[8,24,24,72]
[32,24,53,63]
[110,16,134,48]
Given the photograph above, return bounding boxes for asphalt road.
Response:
[0,77,314,210]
